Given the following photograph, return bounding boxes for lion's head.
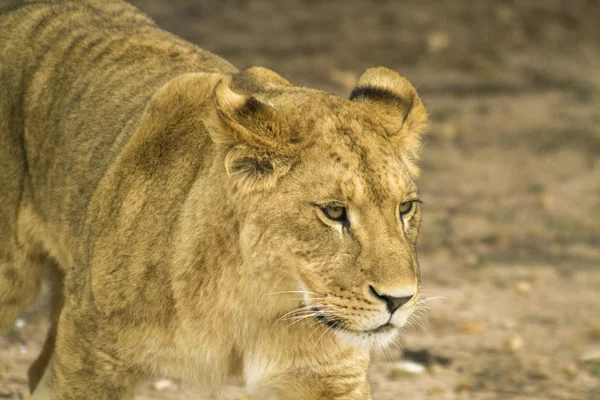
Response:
[209,66,427,349]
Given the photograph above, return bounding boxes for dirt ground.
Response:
[1,0,600,399]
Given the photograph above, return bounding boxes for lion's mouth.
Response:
[315,310,395,335]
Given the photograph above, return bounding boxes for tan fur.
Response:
[0,1,428,399]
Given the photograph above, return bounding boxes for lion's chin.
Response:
[332,324,400,350]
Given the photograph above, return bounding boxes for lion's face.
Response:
[211,67,427,349]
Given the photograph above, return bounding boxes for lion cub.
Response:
[0,0,428,398]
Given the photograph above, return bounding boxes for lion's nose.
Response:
[369,285,414,314]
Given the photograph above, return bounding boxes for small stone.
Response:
[14,319,25,330]
[466,252,480,266]
[390,361,426,378]
[460,321,486,334]
[580,348,600,362]
[538,193,554,210]
[589,324,600,339]
[427,386,445,395]
[152,379,173,391]
[428,363,443,375]
[516,281,533,294]
[528,368,551,380]
[455,379,475,392]
[563,363,579,377]
[504,334,524,352]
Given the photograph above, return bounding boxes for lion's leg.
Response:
[0,77,35,332]
[245,338,372,400]
[29,260,64,393]
[0,203,46,334]
[250,370,372,400]
[0,246,46,332]
[50,306,138,399]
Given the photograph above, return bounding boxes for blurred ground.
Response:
[1,0,600,399]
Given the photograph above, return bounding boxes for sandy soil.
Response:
[1,0,600,399]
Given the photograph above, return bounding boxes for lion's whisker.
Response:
[274,303,335,326]
[275,305,321,324]
[314,319,339,347]
[417,296,448,304]
[280,309,333,323]
[264,291,325,297]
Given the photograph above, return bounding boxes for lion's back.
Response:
[0,0,236,248]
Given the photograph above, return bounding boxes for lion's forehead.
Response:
[292,106,417,203]
[339,162,412,206]
[327,135,416,206]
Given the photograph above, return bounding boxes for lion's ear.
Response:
[208,79,295,190]
[231,66,293,93]
[350,67,428,168]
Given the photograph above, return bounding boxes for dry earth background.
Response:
[1,0,600,399]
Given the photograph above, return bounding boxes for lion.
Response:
[0,0,428,399]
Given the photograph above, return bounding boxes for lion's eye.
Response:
[322,205,347,222]
[399,201,413,216]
